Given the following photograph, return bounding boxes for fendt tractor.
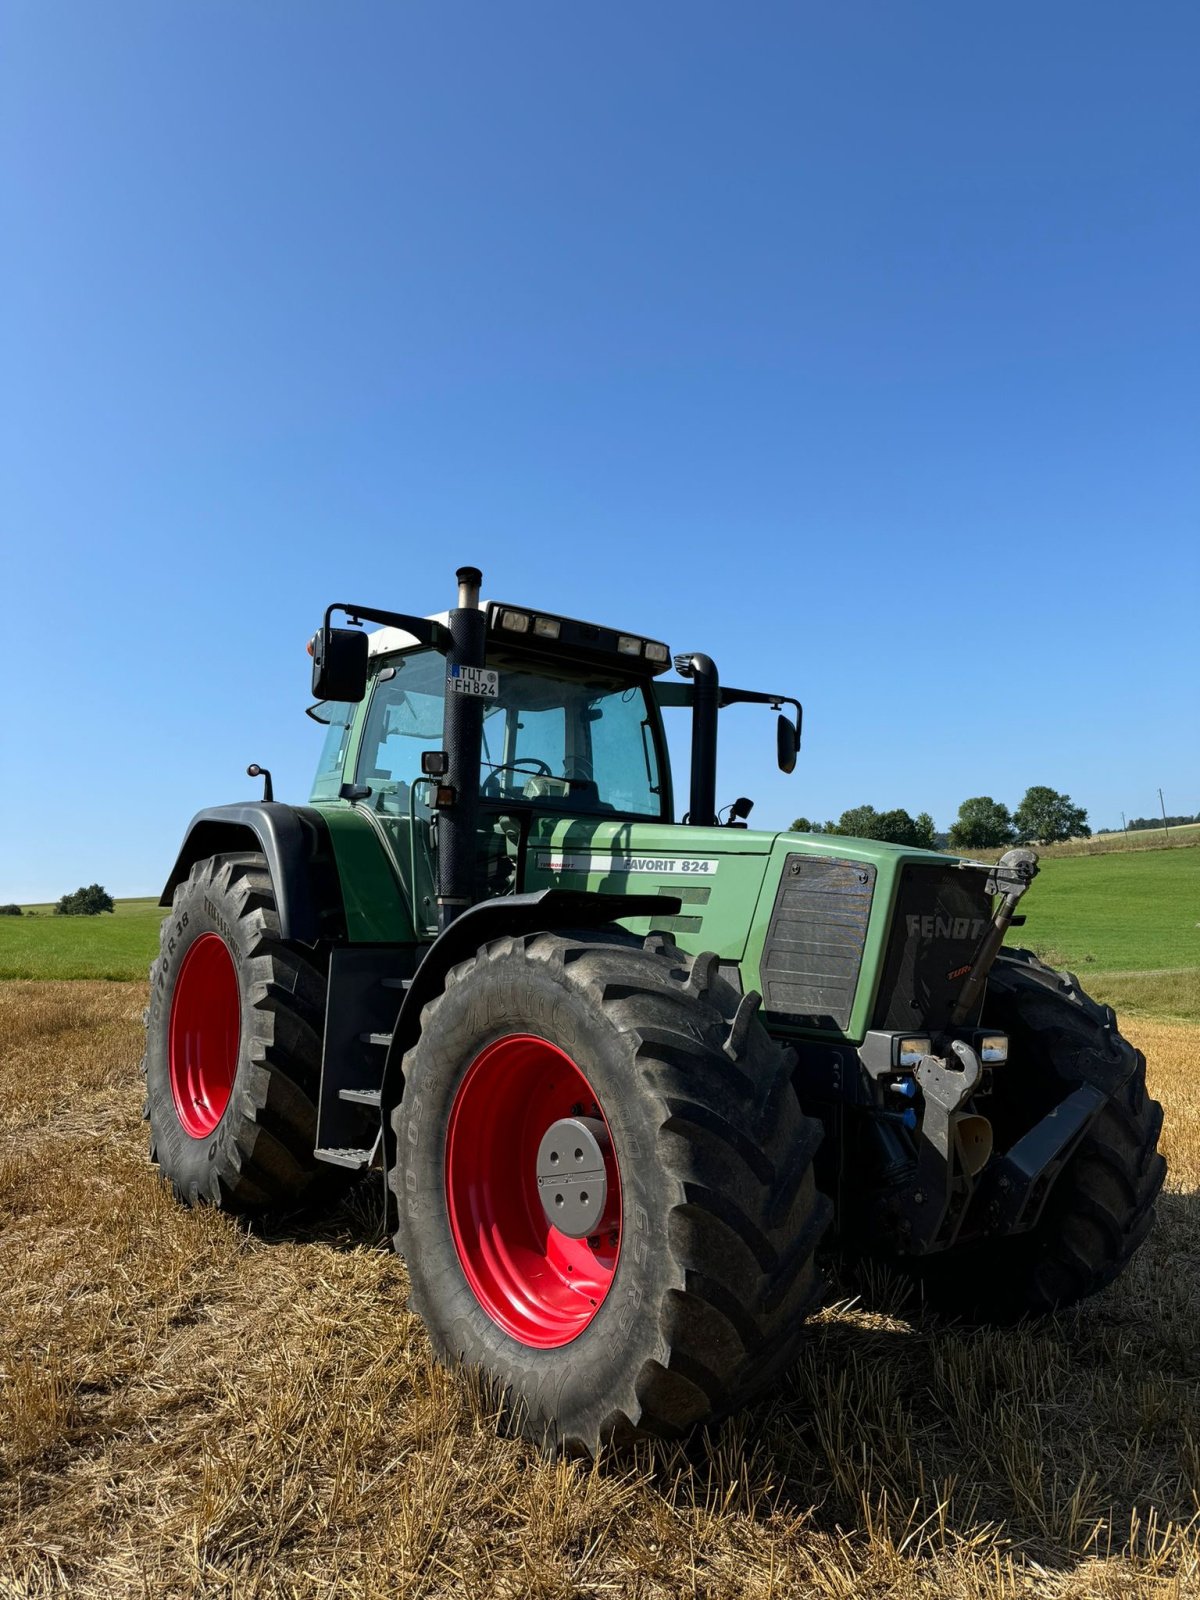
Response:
[145,567,1165,1453]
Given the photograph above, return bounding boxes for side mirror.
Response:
[311,625,369,702]
[777,714,798,774]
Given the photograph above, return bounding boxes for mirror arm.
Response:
[718,686,802,744]
[323,603,452,654]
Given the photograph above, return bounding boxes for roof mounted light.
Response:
[644,641,669,664]
[499,609,530,633]
[533,615,561,639]
[617,635,642,656]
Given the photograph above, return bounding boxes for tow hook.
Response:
[916,1040,993,1177]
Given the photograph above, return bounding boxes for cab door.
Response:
[353,649,446,939]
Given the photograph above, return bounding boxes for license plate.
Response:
[447,665,499,700]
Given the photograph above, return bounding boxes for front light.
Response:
[499,609,531,633]
[897,1036,931,1067]
[617,635,643,656]
[978,1033,1008,1064]
[533,615,561,639]
[644,641,669,664]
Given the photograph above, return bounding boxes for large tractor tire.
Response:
[389,929,831,1454]
[916,948,1165,1322]
[143,852,332,1211]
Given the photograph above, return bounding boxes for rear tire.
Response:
[143,852,332,1211]
[915,950,1165,1320]
[389,929,831,1454]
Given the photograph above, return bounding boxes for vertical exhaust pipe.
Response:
[438,566,485,930]
[676,651,719,827]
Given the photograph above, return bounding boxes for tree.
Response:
[948,797,1015,850]
[913,812,938,851]
[788,817,824,833]
[818,805,939,848]
[0,903,22,916]
[54,884,115,916]
[828,804,883,839]
[1014,786,1090,845]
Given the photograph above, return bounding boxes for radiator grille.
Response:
[872,865,994,1032]
[760,856,876,1029]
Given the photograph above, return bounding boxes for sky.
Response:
[2,1,1197,901]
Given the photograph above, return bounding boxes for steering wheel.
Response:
[481,759,553,798]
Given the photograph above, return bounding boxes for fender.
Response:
[378,888,681,1114]
[160,803,342,945]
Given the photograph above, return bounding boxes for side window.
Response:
[356,650,446,815]
[309,703,356,801]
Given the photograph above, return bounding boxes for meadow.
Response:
[1009,847,1199,1024]
[0,898,165,982]
[1,848,1196,1596]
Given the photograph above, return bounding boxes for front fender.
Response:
[378,888,681,1113]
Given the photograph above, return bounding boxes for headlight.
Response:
[533,615,561,639]
[978,1033,1008,1064]
[897,1036,931,1068]
[499,609,530,633]
[617,635,643,656]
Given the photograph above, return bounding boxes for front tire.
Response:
[916,949,1166,1320]
[143,852,331,1211]
[390,929,831,1454]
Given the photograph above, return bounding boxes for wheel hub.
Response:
[535,1116,609,1238]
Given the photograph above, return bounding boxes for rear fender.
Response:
[160,803,342,945]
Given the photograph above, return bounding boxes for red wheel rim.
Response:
[168,933,240,1138]
[445,1034,622,1349]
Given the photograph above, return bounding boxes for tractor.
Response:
[144,566,1165,1453]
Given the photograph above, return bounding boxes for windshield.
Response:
[481,662,664,817]
[353,651,666,819]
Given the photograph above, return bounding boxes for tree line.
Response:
[0,885,116,917]
[1119,812,1198,833]
[791,785,1090,849]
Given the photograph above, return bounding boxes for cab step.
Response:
[338,1087,382,1108]
[313,1146,374,1170]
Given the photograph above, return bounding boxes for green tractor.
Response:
[144,567,1165,1452]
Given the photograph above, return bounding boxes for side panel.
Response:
[312,803,417,943]
[522,817,772,961]
[758,855,877,1031]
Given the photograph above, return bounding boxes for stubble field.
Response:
[1,981,1197,1599]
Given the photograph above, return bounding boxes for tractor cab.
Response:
[306,574,800,938]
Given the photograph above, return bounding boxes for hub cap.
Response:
[444,1034,622,1349]
[168,933,240,1138]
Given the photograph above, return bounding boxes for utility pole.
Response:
[1159,788,1169,844]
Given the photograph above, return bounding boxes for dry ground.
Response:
[1,984,1197,1599]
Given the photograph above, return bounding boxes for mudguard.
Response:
[160,803,340,945]
[378,888,681,1113]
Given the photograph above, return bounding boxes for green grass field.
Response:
[1007,845,1200,1021]
[3,845,1197,1016]
[0,897,165,980]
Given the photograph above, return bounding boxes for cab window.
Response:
[355,650,447,816]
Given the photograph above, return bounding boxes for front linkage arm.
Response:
[950,847,1040,1027]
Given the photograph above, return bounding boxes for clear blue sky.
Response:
[3,2,1197,901]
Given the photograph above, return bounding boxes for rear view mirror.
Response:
[777,714,798,774]
[311,626,369,702]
